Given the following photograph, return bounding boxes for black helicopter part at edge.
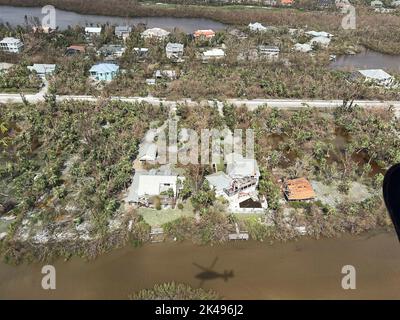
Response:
[383,163,400,242]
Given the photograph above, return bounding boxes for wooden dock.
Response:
[228,223,249,241]
[150,227,164,243]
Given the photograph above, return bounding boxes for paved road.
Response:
[0,92,399,111]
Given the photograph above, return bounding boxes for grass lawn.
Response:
[235,212,266,221]
[138,202,195,227]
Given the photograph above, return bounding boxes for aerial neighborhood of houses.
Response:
[0,17,397,89]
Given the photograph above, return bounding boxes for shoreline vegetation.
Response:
[129,282,220,300]
[1,0,400,55]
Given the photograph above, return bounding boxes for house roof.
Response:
[141,27,170,38]
[166,42,184,52]
[284,177,315,201]
[85,27,102,33]
[358,69,392,80]
[155,69,177,79]
[67,45,85,52]
[125,170,180,202]
[138,143,157,161]
[248,22,267,31]
[309,36,331,46]
[206,172,233,192]
[28,64,56,74]
[305,31,333,38]
[89,63,119,74]
[194,29,215,38]
[115,26,132,33]
[203,48,225,57]
[0,37,22,44]
[258,45,280,52]
[226,153,260,178]
[293,43,313,52]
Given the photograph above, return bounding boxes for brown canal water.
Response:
[1,231,400,299]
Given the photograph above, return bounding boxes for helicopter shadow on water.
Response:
[193,257,234,288]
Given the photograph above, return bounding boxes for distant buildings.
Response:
[141,28,170,40]
[351,69,395,88]
[202,48,225,61]
[133,47,149,58]
[98,44,125,59]
[309,36,331,47]
[248,22,267,32]
[371,0,384,8]
[392,0,400,7]
[258,45,280,59]
[89,63,119,82]
[115,26,132,40]
[85,27,102,38]
[155,69,177,80]
[280,0,294,5]
[27,64,56,78]
[0,37,24,53]
[194,29,215,40]
[65,45,85,56]
[166,42,184,60]
[293,43,313,53]
[305,31,333,38]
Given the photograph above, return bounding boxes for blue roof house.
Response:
[89,63,119,82]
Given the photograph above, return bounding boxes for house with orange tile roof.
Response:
[280,0,294,5]
[194,29,215,39]
[283,177,316,201]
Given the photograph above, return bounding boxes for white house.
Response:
[371,0,384,8]
[85,27,102,38]
[258,45,280,59]
[248,22,267,32]
[202,48,225,61]
[27,64,56,78]
[0,37,24,53]
[305,30,333,38]
[115,26,132,39]
[141,28,170,40]
[205,153,265,212]
[293,43,313,53]
[155,69,177,80]
[206,172,233,197]
[166,42,184,60]
[125,169,184,206]
[226,153,260,183]
[353,69,395,87]
[309,36,331,47]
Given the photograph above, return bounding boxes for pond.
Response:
[0,231,399,299]
[0,5,226,33]
[330,49,400,73]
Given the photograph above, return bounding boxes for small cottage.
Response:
[0,37,24,53]
[89,63,119,82]
[283,177,316,201]
[165,42,184,60]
